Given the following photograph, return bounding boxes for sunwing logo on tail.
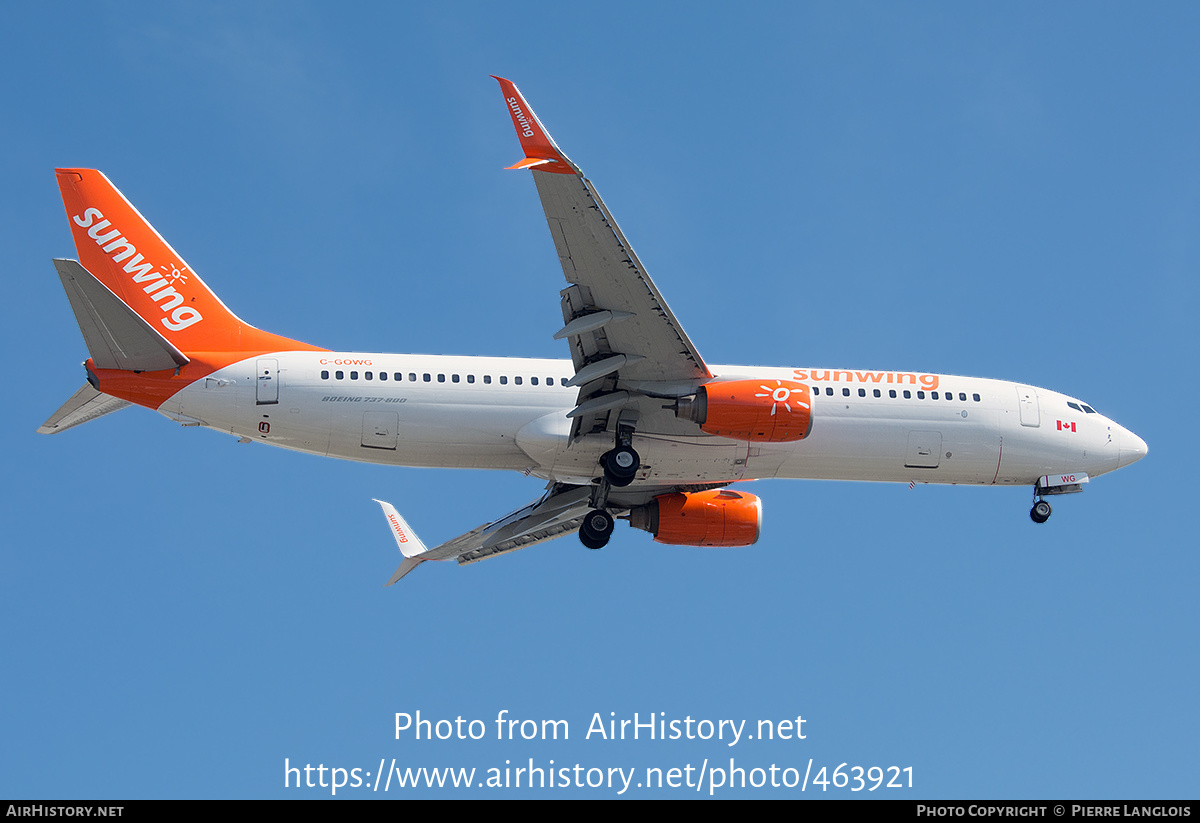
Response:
[72,207,203,332]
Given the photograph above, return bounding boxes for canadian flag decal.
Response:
[1056,420,1076,432]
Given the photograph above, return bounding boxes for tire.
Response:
[579,508,614,549]
[1030,501,1052,524]
[602,447,640,487]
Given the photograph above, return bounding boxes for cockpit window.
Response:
[1081,404,1097,414]
[1067,402,1082,412]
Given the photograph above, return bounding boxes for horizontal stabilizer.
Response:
[38,384,131,434]
[54,259,189,372]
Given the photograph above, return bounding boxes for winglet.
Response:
[491,76,576,175]
[374,499,432,585]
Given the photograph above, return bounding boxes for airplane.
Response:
[40,77,1147,584]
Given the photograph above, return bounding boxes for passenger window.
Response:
[515,376,523,385]
[931,391,939,400]
[959,392,966,401]
[889,389,896,398]
[873,389,881,398]
[365,372,373,380]
[452,374,460,383]
[842,388,850,397]
[336,370,344,380]
[409,373,416,382]
[438,374,445,383]
[484,375,492,384]
[394,373,403,381]
[467,375,475,384]
[826,387,834,396]
[973,393,980,402]
[858,388,866,397]
[917,391,925,399]
[423,374,431,382]
[350,371,358,380]
[379,372,387,381]
[531,377,539,385]
[903,390,911,399]
[500,376,508,385]
[321,370,329,380]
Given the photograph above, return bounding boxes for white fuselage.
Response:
[161,351,1142,491]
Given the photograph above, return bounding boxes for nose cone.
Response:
[1118,428,1148,469]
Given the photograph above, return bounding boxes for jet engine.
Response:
[628,489,762,547]
[674,379,812,442]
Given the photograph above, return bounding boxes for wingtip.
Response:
[374,498,429,558]
[491,77,576,175]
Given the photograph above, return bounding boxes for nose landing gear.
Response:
[1029,473,1087,524]
[1030,499,1052,524]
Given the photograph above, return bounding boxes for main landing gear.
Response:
[579,509,615,550]
[601,410,641,487]
[602,445,640,487]
[581,411,640,549]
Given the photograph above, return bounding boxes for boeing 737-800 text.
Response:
[40,77,1147,583]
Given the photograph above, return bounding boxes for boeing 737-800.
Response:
[40,77,1147,583]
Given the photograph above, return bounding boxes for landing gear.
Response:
[579,508,615,549]
[1029,473,1085,523]
[602,446,640,487]
[1030,499,1052,524]
[584,412,637,547]
[600,410,641,487]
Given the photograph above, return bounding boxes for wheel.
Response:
[579,508,615,549]
[602,446,640,487]
[1030,500,1052,524]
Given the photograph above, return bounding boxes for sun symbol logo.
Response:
[160,263,190,285]
[755,380,810,416]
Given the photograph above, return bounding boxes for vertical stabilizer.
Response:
[55,169,316,355]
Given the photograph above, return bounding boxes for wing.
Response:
[493,77,712,443]
[376,485,594,584]
[377,81,743,585]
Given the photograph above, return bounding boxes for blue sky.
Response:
[2,2,1196,799]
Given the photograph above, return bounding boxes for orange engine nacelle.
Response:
[628,489,763,547]
[675,379,813,442]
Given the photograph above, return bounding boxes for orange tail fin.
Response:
[56,169,316,355]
